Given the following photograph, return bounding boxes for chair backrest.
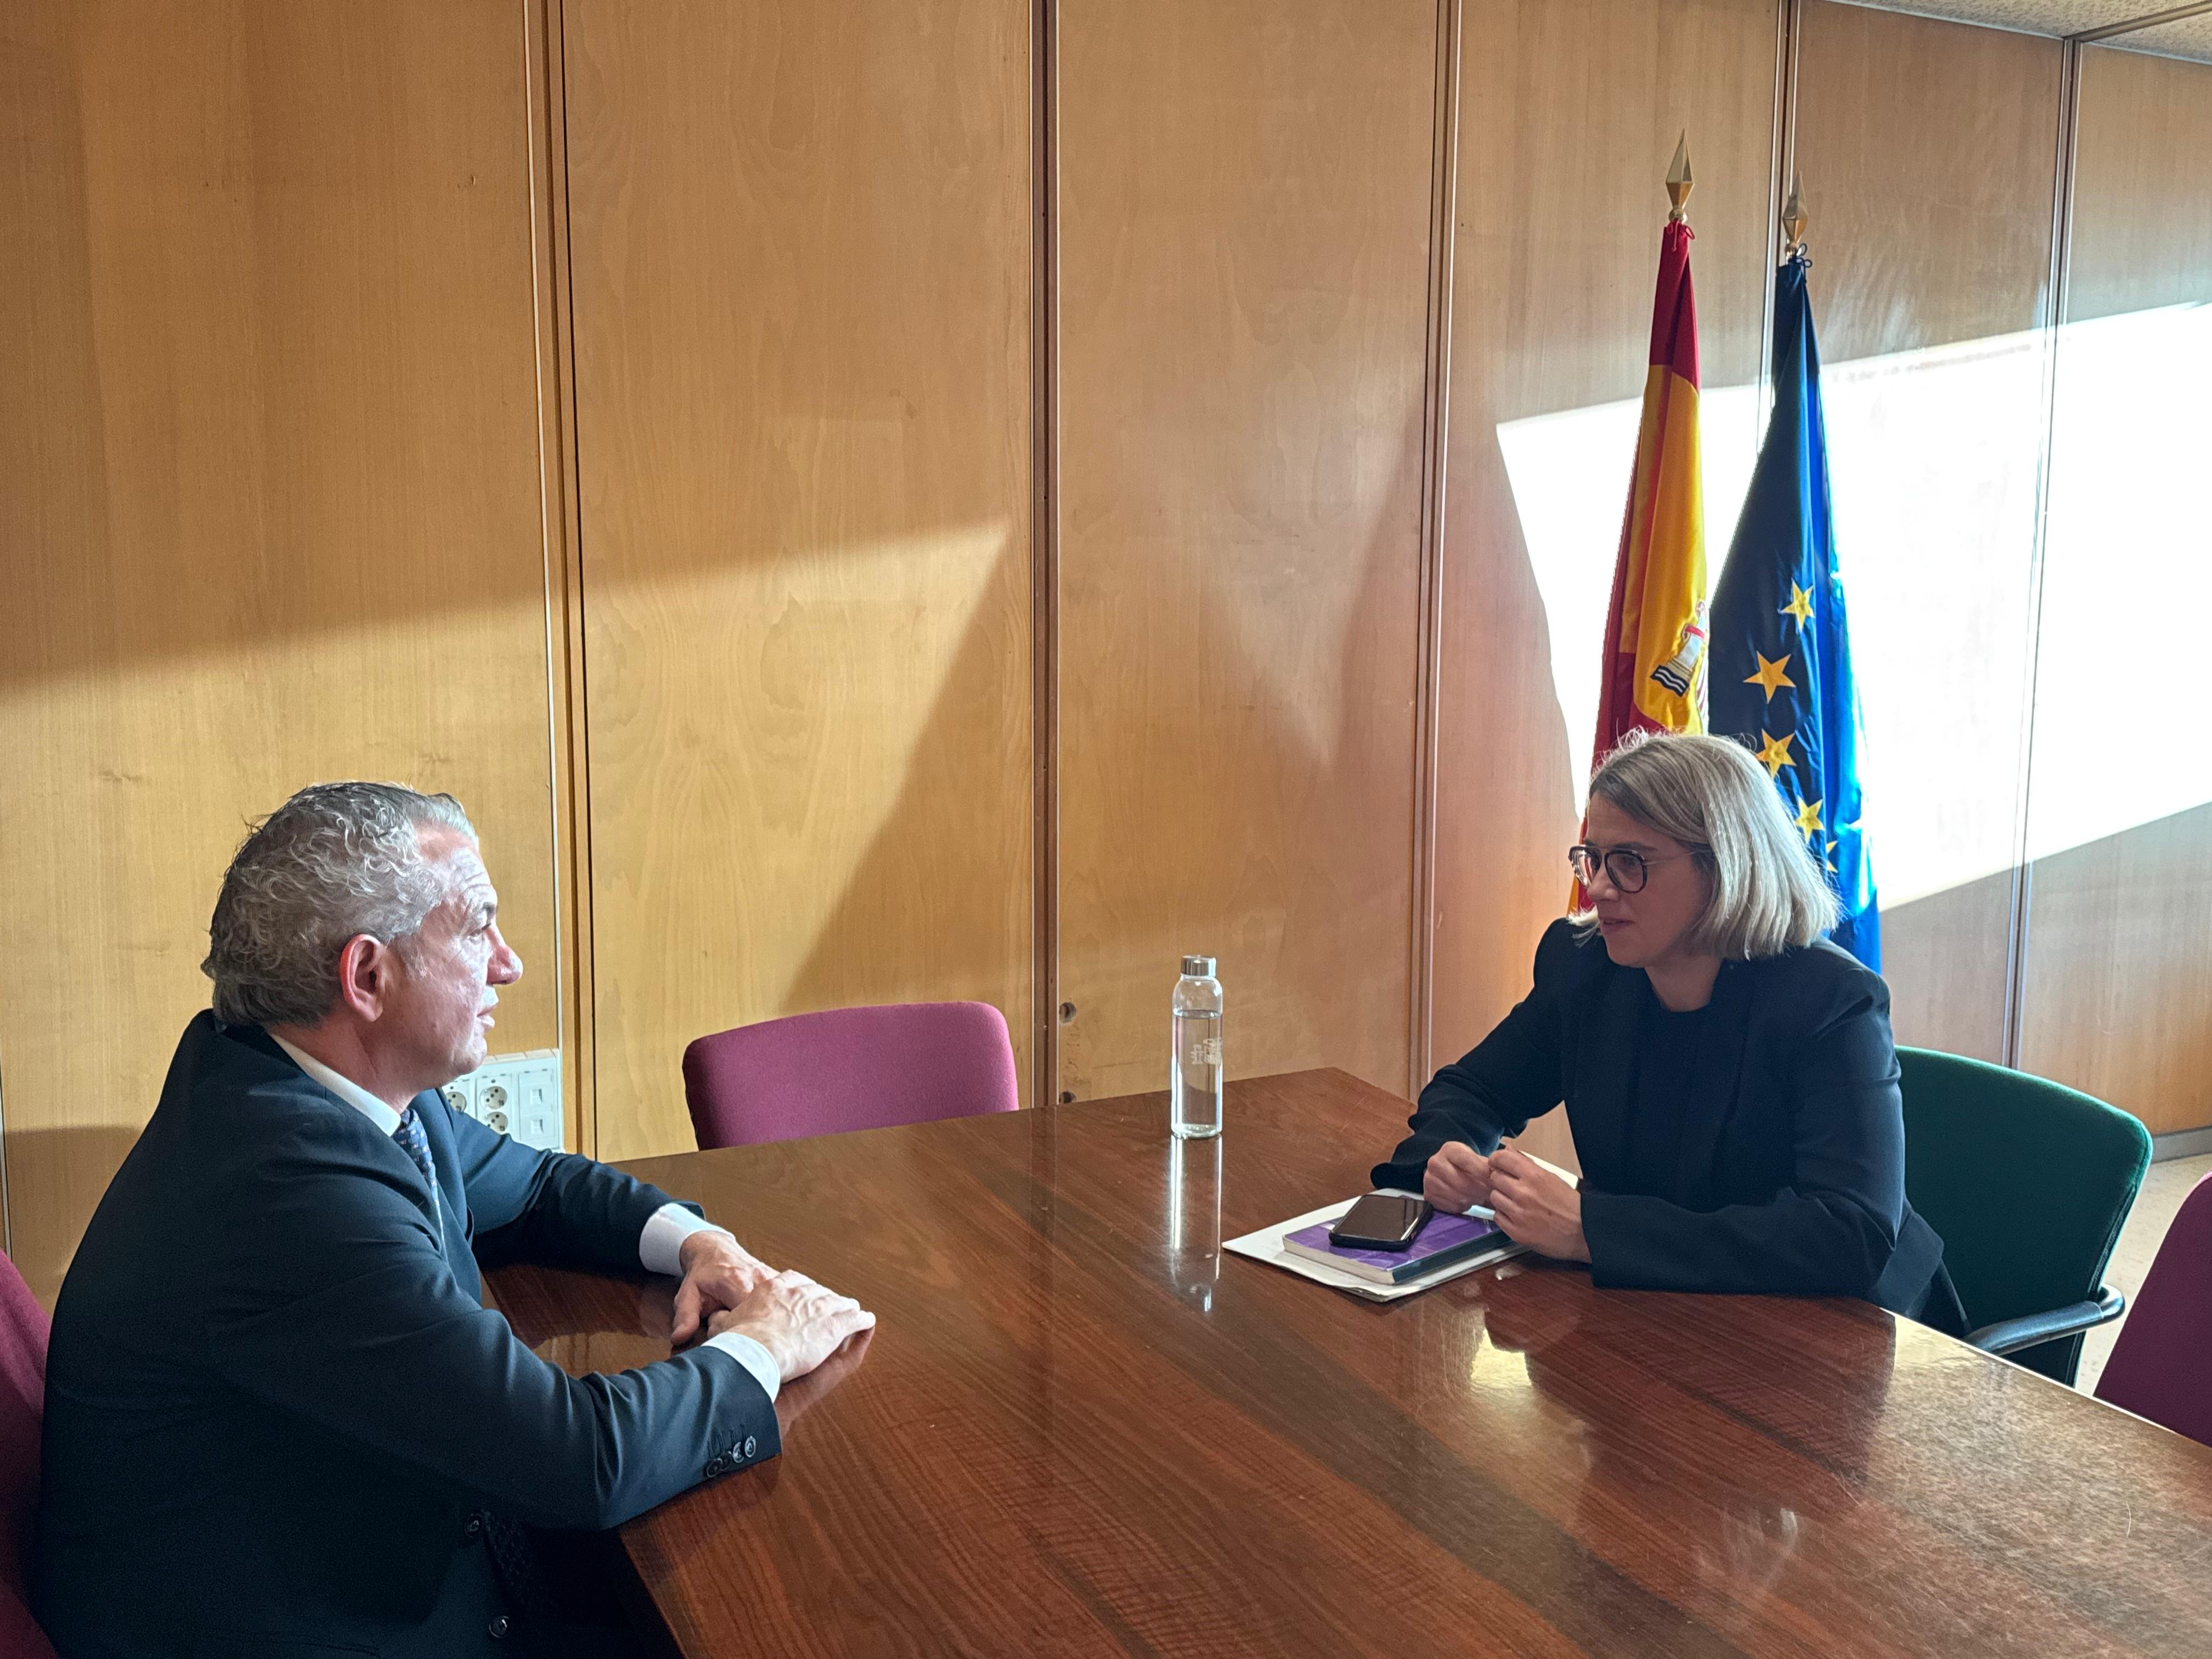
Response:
[1898,1047,2150,1384]
[2095,1172,2212,1447]
[683,1002,1021,1150]
[0,1250,59,1658]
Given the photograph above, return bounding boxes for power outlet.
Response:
[443,1049,563,1152]
[510,1057,561,1152]
[478,1082,511,1136]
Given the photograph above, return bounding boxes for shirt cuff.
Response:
[639,1200,733,1278]
[701,1331,781,1401]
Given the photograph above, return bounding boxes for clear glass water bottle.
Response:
[1170,955,1223,1139]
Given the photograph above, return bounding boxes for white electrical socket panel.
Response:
[440,1049,563,1152]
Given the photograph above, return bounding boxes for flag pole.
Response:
[1666,131,1693,222]
[1781,171,1808,262]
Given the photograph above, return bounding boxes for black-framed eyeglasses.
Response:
[1567,843,1692,895]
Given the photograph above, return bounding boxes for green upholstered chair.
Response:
[1897,1047,2150,1385]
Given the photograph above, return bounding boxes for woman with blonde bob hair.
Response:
[1373,730,1963,1329]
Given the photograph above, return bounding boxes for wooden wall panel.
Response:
[2021,807,2212,1133]
[1430,0,1780,1171]
[1793,3,2061,359]
[1790,0,2059,1064]
[2051,48,2212,325]
[2018,48,2212,1133]
[1054,0,1440,1107]
[0,0,560,1300]
[563,1,1035,1160]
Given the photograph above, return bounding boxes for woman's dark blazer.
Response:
[1373,917,1961,1327]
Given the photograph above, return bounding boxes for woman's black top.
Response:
[1373,917,1961,1327]
[1623,984,1711,1204]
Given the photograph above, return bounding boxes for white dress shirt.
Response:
[270,1036,779,1401]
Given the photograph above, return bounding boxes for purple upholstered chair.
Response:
[682,1002,1021,1150]
[2095,1172,2212,1449]
[1,1251,59,1658]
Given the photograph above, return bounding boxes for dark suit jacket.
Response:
[1374,919,1961,1325]
[33,1013,778,1658]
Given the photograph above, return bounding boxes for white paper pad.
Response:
[1223,1199,1527,1302]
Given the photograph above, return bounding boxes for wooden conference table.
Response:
[490,1069,2212,1658]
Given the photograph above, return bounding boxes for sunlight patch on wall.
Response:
[2030,302,2212,863]
[1496,306,2210,912]
[1821,326,2046,904]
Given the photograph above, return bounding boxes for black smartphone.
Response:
[1329,1194,1433,1251]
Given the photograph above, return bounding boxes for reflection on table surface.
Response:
[490,1069,2212,1659]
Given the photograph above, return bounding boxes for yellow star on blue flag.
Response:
[1756,730,1795,778]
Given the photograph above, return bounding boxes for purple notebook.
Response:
[1282,1209,1515,1285]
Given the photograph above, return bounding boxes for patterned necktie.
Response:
[392,1107,442,1220]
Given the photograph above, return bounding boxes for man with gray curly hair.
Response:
[36,782,874,1658]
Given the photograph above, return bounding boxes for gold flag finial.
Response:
[1781,170,1808,257]
[1666,131,1694,221]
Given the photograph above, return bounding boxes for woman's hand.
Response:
[1423,1142,1496,1212]
[1488,1147,1590,1262]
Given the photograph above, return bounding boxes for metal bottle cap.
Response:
[1181,955,1215,978]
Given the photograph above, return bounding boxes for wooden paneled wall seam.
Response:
[1030,0,1061,1116]
[526,0,597,1158]
[1407,0,1468,1096]
[2001,31,2079,1075]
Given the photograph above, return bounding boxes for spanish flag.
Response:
[1589,214,1707,766]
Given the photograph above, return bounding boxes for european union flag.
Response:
[1709,252,1880,969]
